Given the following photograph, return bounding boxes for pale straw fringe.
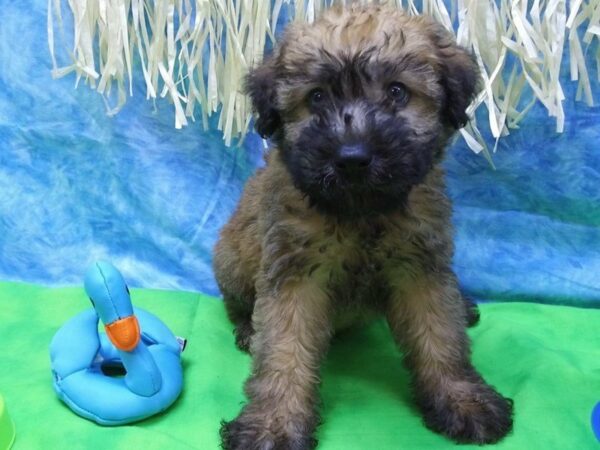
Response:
[48,0,600,154]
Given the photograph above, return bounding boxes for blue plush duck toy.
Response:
[593,402,600,442]
[50,261,184,425]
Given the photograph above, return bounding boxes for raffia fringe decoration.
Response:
[48,0,600,154]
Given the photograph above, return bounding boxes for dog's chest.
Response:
[307,220,397,308]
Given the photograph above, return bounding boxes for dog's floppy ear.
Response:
[245,56,281,139]
[430,26,480,129]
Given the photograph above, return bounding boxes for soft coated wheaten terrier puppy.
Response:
[214,4,513,449]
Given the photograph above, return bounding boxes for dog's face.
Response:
[246,6,479,217]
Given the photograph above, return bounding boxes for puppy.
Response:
[214,5,512,449]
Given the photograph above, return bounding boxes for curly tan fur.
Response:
[214,5,512,449]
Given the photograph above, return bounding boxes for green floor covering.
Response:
[1,281,599,449]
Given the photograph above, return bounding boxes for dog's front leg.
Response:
[221,278,331,450]
[386,272,513,444]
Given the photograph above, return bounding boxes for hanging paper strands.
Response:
[48,0,600,151]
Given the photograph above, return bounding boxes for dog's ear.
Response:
[245,56,281,139]
[430,26,480,129]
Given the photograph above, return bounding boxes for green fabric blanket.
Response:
[1,281,599,449]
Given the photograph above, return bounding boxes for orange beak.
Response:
[105,315,140,352]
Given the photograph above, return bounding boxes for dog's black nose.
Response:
[335,144,372,173]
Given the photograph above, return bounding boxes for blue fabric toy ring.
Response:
[49,261,184,425]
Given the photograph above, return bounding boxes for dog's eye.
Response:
[387,82,409,105]
[308,88,326,107]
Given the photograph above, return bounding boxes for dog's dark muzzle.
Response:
[334,144,372,179]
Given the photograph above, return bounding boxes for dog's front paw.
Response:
[419,380,513,444]
[220,417,275,450]
[220,410,317,450]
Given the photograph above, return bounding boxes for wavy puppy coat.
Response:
[214,5,512,449]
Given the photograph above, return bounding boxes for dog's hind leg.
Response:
[213,224,259,353]
[223,290,256,353]
[463,294,480,327]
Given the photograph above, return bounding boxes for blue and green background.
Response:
[0,1,599,449]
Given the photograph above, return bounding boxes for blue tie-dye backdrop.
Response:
[0,1,598,304]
